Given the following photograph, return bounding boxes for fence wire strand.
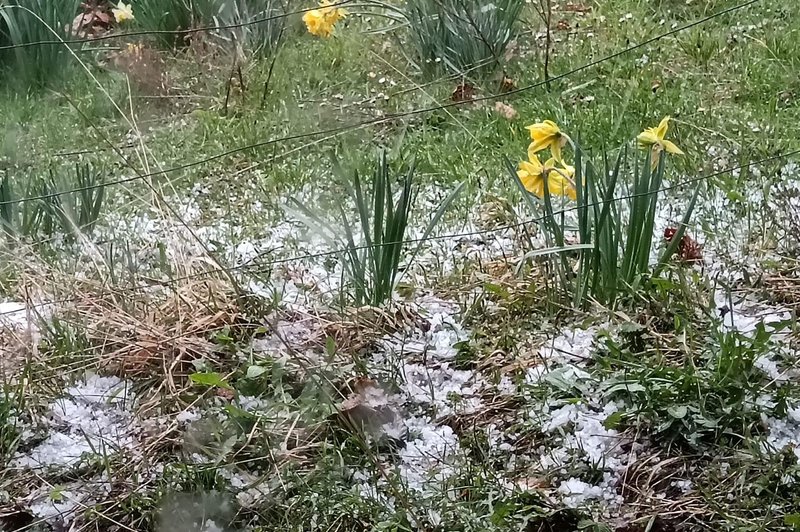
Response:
[0,0,763,208]
[0,0,353,51]
[0,0,784,320]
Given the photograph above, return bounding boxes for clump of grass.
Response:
[570,147,701,307]
[215,0,289,59]
[289,149,464,307]
[0,173,44,240]
[0,162,105,244]
[134,0,222,49]
[40,162,106,241]
[0,0,81,91]
[403,0,524,80]
[0,384,21,464]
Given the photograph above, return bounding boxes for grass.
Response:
[133,0,222,49]
[402,0,525,80]
[0,0,799,531]
[0,0,81,91]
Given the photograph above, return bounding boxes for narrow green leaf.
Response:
[654,181,702,276]
[190,372,232,390]
[246,365,268,379]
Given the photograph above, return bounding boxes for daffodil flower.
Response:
[303,0,347,38]
[112,1,134,24]
[637,116,684,170]
[518,154,577,201]
[320,0,347,23]
[525,119,571,163]
[303,9,330,37]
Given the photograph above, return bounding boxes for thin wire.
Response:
[0,0,353,52]
[50,58,497,159]
[89,151,800,289]
[238,148,800,271]
[0,0,762,208]
[2,149,797,320]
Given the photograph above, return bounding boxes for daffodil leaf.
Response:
[189,372,232,390]
[246,365,268,379]
[668,405,688,419]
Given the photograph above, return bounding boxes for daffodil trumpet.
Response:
[636,116,684,171]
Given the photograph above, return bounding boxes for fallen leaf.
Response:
[452,82,476,103]
[664,227,704,263]
[652,79,662,93]
[499,74,516,93]
[494,101,518,120]
[564,2,592,13]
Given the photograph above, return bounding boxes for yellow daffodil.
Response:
[303,9,331,37]
[303,0,347,38]
[525,119,570,163]
[518,154,577,201]
[637,116,684,170]
[112,1,134,23]
[320,0,348,23]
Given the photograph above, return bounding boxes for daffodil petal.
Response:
[662,139,684,155]
[526,126,547,143]
[546,172,576,200]
[637,130,660,146]
[656,116,670,140]
[520,172,544,197]
[526,120,560,142]
[551,141,562,163]
[650,147,662,171]
[528,139,550,158]
[542,120,560,134]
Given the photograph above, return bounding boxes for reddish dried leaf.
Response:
[664,227,704,263]
[499,75,516,93]
[452,83,476,103]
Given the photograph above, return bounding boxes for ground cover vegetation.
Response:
[1,0,800,530]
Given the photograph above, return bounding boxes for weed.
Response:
[215,0,289,58]
[40,162,106,242]
[134,0,222,49]
[0,172,44,240]
[0,0,80,91]
[402,0,524,80]
[289,149,464,306]
[602,322,777,448]
[0,385,20,464]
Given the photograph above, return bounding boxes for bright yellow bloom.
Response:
[518,154,576,201]
[112,2,134,23]
[525,119,570,163]
[303,1,347,38]
[303,9,331,37]
[637,116,684,170]
[320,0,347,23]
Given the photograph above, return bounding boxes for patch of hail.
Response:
[343,295,481,502]
[0,300,50,374]
[523,326,629,509]
[13,375,137,471]
[761,406,800,464]
[713,290,791,336]
[25,475,114,527]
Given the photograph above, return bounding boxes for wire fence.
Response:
[0,0,354,51]
[0,0,791,320]
[0,146,796,321]
[0,0,765,208]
